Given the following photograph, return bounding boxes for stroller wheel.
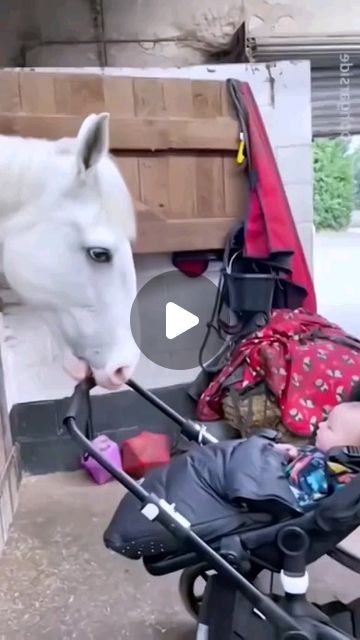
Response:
[179,565,211,620]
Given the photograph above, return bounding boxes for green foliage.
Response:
[313,137,354,230]
[352,148,360,209]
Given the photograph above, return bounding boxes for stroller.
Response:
[63,377,360,640]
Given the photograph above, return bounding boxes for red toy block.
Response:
[120,431,171,479]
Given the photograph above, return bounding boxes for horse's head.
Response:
[2,113,141,390]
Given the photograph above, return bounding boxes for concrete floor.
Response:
[0,472,195,640]
[2,471,360,640]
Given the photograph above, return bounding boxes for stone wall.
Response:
[0,0,37,66]
[19,0,360,68]
[25,0,244,67]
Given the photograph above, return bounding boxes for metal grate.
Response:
[247,35,360,137]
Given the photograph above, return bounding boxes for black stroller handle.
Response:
[62,377,315,640]
[63,376,218,445]
[63,376,95,420]
[126,378,219,444]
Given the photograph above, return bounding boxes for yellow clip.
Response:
[236,133,245,165]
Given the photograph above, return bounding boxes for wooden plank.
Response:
[133,78,165,117]
[0,114,77,138]
[221,81,236,117]
[192,82,225,220]
[133,200,167,222]
[162,79,193,117]
[103,77,135,116]
[139,154,170,211]
[133,217,233,253]
[19,71,57,114]
[0,70,21,113]
[0,115,20,136]
[168,155,196,219]
[192,80,222,117]
[162,80,196,219]
[0,114,239,150]
[0,446,21,554]
[123,116,237,150]
[134,80,170,218]
[53,73,105,115]
[113,155,141,200]
[195,154,226,218]
[104,81,140,200]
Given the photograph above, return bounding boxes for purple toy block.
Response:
[81,435,122,484]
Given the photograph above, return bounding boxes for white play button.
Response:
[130,270,226,370]
[166,302,199,340]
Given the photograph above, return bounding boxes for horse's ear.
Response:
[75,112,110,173]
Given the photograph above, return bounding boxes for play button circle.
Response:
[165,302,199,339]
[130,270,225,370]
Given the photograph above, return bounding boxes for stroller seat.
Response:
[104,436,360,583]
[142,514,273,577]
[103,436,296,565]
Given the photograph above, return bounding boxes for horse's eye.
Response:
[86,247,112,263]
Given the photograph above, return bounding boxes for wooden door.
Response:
[0,69,249,252]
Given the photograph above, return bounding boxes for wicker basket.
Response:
[222,384,309,446]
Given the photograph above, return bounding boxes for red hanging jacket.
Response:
[227,80,317,313]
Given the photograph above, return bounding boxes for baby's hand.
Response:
[273,443,298,461]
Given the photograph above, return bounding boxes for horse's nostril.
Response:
[111,366,131,384]
[91,365,133,390]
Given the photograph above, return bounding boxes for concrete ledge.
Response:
[10,382,234,476]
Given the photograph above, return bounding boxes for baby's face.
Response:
[315,403,360,452]
[315,412,342,451]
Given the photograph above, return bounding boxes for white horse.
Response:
[0,112,140,390]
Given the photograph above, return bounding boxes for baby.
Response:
[107,400,360,560]
[273,401,360,511]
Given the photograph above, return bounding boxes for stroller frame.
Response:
[63,378,360,640]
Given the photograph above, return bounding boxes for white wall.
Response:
[0,60,314,410]
[247,0,360,36]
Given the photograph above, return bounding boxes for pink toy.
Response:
[81,434,122,484]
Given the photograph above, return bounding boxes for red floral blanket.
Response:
[196,309,360,437]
